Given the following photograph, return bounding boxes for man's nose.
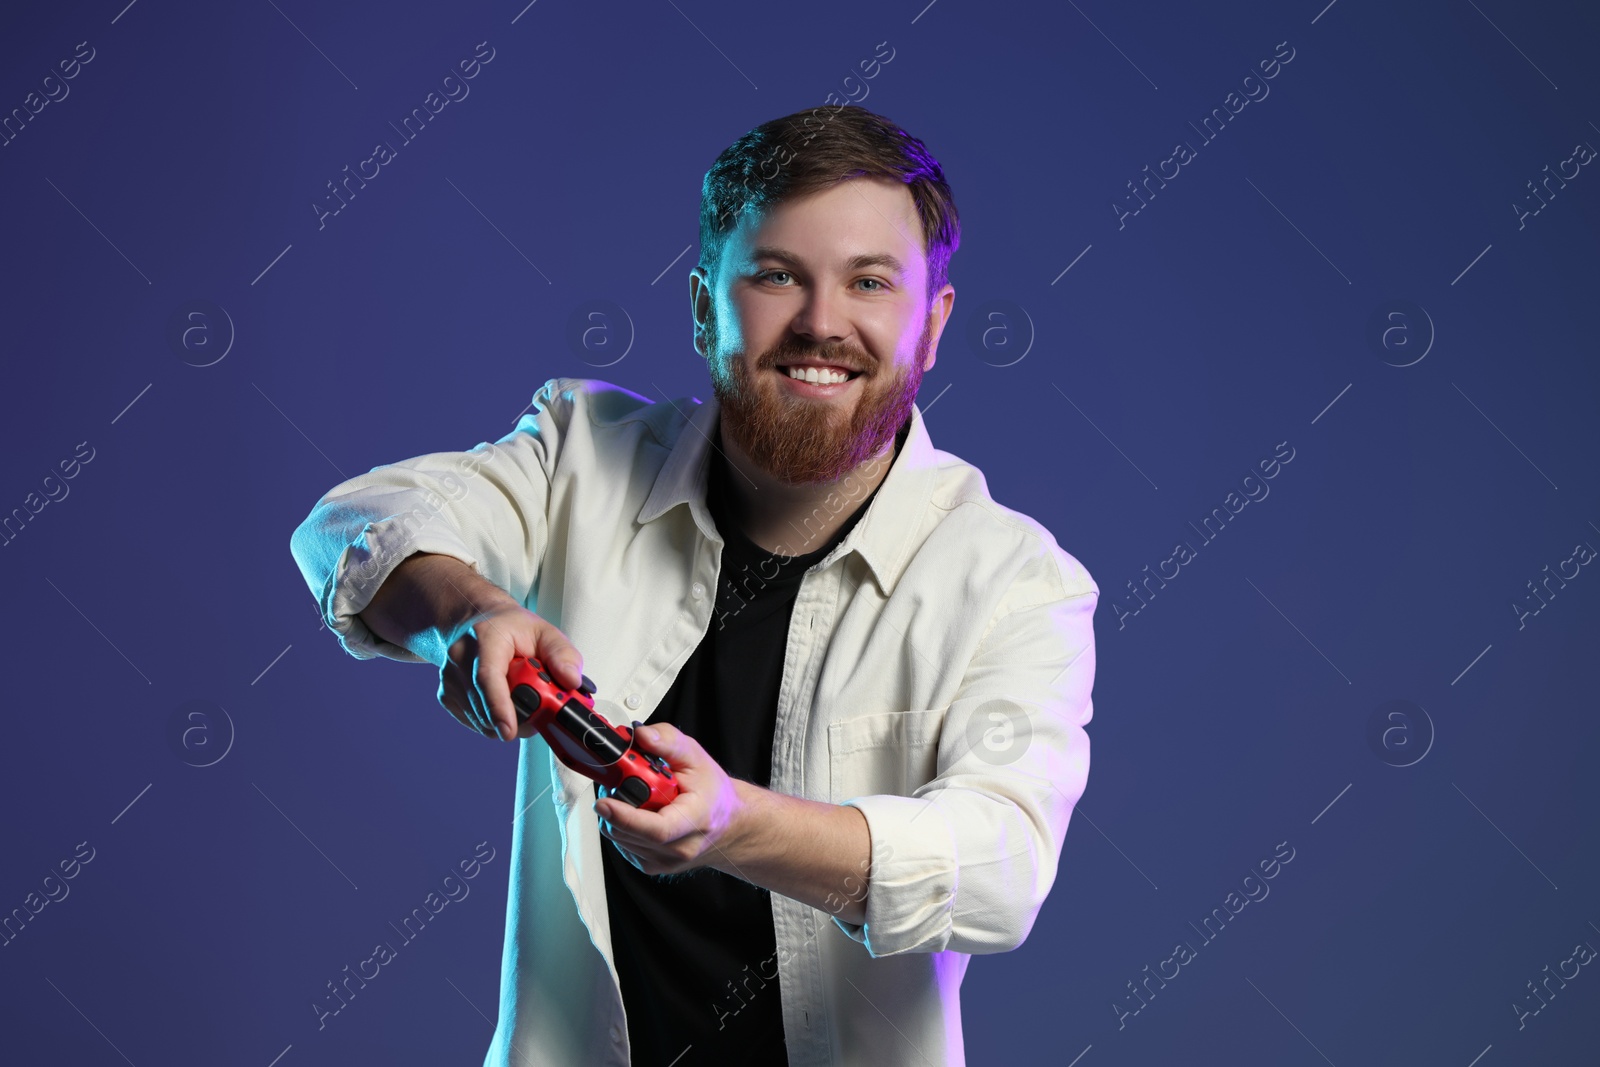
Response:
[790,286,848,345]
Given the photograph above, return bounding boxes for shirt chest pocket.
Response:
[826,707,946,805]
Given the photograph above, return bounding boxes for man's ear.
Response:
[690,268,714,360]
[923,284,955,372]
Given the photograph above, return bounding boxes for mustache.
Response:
[762,345,872,375]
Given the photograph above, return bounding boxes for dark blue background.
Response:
[2,1,1596,1064]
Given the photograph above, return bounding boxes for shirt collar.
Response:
[635,392,940,597]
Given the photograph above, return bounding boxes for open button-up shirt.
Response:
[289,377,1099,1066]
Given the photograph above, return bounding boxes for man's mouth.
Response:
[775,364,862,385]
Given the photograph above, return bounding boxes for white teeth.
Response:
[785,365,851,384]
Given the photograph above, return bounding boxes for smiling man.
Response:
[699,173,936,484]
[290,105,1099,1067]
[694,170,941,545]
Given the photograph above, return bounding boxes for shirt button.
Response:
[691,581,706,600]
[625,694,641,710]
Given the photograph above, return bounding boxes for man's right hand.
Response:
[356,552,584,743]
[439,604,586,742]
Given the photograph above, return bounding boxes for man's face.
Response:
[691,176,954,485]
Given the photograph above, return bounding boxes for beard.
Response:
[705,311,931,486]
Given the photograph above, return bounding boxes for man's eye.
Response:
[757,270,792,285]
[857,278,883,291]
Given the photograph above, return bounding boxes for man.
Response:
[290,104,1098,1066]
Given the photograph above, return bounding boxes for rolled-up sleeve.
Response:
[287,378,574,663]
[834,553,1098,957]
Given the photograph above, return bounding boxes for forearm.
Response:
[712,780,873,926]
[358,552,522,667]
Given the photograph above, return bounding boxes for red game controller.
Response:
[507,655,679,812]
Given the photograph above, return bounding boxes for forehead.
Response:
[724,177,926,279]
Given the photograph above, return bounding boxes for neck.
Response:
[715,414,899,556]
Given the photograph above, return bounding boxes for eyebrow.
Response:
[748,245,909,283]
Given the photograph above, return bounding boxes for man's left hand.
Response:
[593,722,749,877]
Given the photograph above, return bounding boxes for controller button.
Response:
[617,777,651,807]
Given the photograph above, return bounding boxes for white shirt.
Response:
[289,377,1099,1066]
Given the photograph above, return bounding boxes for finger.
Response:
[439,673,494,738]
[443,634,498,738]
[475,635,519,742]
[596,800,648,843]
[450,614,514,742]
[597,818,636,858]
[595,798,635,831]
[598,824,647,872]
[463,666,497,739]
[597,797,673,844]
[448,700,493,738]
[537,625,585,692]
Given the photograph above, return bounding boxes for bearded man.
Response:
[291,104,1099,1067]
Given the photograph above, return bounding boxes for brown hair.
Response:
[698,105,961,308]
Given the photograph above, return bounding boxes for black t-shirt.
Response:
[599,422,903,1066]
